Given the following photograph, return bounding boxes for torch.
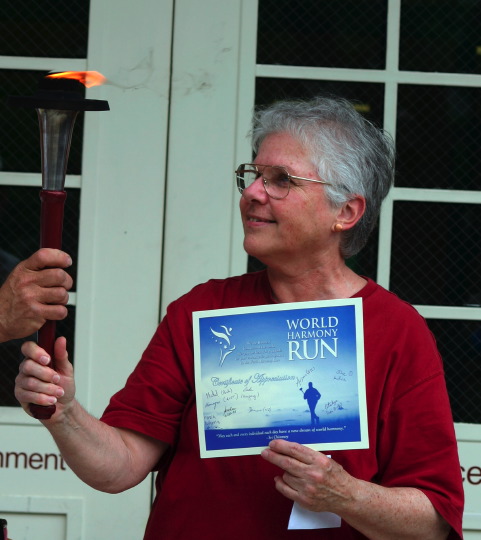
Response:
[8,71,109,419]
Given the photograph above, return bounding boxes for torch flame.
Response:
[46,71,107,88]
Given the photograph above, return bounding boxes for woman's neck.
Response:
[266,264,366,304]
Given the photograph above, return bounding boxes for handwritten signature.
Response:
[296,366,316,387]
[324,400,344,415]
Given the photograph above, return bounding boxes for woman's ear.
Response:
[334,195,366,231]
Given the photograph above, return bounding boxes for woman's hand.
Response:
[261,439,355,513]
[261,439,450,540]
[15,337,76,419]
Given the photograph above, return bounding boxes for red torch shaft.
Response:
[30,189,67,420]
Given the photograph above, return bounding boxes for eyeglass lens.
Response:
[236,165,290,199]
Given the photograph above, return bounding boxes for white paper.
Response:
[288,502,341,529]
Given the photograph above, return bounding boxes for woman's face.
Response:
[239,132,342,271]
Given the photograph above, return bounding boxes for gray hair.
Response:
[251,96,395,259]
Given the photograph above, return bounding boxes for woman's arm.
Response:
[15,337,168,493]
[261,439,450,540]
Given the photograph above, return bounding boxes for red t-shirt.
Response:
[102,272,464,539]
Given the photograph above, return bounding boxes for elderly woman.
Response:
[15,96,463,540]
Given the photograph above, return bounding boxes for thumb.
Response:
[53,336,73,376]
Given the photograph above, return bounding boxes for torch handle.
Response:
[30,189,67,420]
[40,189,67,248]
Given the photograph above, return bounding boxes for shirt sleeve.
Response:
[101,297,195,447]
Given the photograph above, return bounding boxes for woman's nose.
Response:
[242,176,268,202]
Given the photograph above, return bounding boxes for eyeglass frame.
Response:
[235,163,331,200]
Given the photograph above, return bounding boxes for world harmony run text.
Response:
[286,316,339,360]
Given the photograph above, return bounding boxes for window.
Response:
[253,0,481,423]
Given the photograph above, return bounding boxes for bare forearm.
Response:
[337,481,450,540]
[16,338,167,494]
[44,400,149,493]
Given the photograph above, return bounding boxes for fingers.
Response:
[17,249,73,294]
[15,263,73,294]
[272,474,304,503]
[16,342,63,410]
[21,340,52,364]
[24,249,73,272]
[15,338,72,414]
[23,267,73,291]
[262,439,328,470]
[34,286,70,314]
[261,440,353,513]
[269,438,317,462]
[16,361,62,407]
[21,337,71,376]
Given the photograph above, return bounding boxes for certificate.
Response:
[193,298,368,458]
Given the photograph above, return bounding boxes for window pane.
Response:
[391,201,481,306]
[396,85,481,190]
[428,319,481,424]
[257,0,387,69]
[0,308,76,407]
[0,70,84,174]
[1,0,90,58]
[255,78,385,127]
[400,0,481,74]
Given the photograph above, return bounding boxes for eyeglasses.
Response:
[235,163,331,200]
